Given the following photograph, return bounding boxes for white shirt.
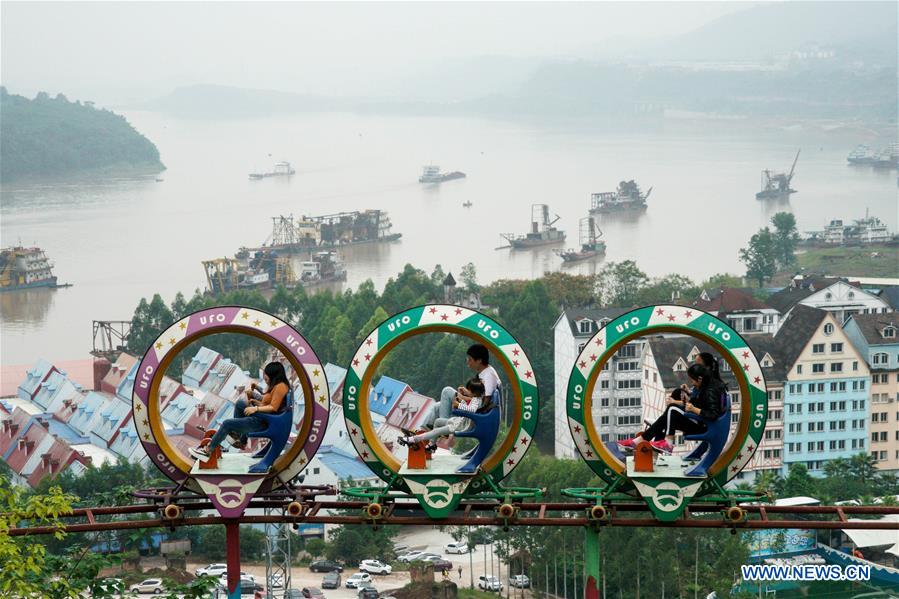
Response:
[478,365,500,398]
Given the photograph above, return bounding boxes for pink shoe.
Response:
[650,440,674,454]
[617,437,641,450]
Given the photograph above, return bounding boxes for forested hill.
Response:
[0,87,164,182]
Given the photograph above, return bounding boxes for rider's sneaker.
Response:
[617,437,640,450]
[189,446,211,460]
[650,440,674,454]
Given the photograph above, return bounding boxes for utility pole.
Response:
[468,526,474,589]
[694,537,699,599]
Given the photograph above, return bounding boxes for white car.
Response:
[196,563,228,577]
[129,578,165,594]
[445,541,469,554]
[359,560,392,575]
[397,551,427,563]
[510,575,531,588]
[218,572,257,586]
[478,576,503,592]
[346,573,373,588]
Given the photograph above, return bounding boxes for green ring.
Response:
[342,304,539,488]
[565,305,767,494]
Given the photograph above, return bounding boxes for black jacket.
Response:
[689,379,726,421]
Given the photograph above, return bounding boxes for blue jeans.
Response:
[208,398,266,450]
[421,387,457,429]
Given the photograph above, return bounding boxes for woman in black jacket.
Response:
[618,363,724,454]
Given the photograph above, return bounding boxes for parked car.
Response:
[393,543,409,553]
[359,560,392,575]
[510,575,531,588]
[285,591,304,599]
[397,550,427,563]
[445,541,469,554]
[310,560,344,573]
[129,578,165,594]
[210,580,263,597]
[302,587,325,599]
[345,573,373,589]
[478,576,503,592]
[322,572,342,589]
[219,572,257,586]
[196,563,228,577]
[357,583,379,599]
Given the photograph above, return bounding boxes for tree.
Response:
[782,463,815,498]
[739,227,777,287]
[770,212,800,269]
[305,537,327,559]
[594,260,649,306]
[460,262,479,294]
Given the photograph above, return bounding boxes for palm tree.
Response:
[754,470,783,499]
[849,453,878,486]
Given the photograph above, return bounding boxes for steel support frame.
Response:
[265,506,292,599]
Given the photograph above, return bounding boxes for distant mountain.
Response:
[0,88,164,182]
[645,1,897,64]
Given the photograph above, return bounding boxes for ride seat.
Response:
[683,391,731,477]
[452,388,501,474]
[246,389,293,474]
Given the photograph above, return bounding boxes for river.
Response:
[1,111,896,365]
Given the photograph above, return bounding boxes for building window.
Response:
[617,397,641,408]
[617,415,641,426]
[853,361,858,371]
[884,326,896,338]
[617,345,637,358]
[600,397,609,407]
[600,380,609,389]
[600,416,609,425]
[848,291,855,299]
[812,343,825,354]
[830,362,843,373]
[812,363,825,373]
[831,343,843,353]
[313,467,320,475]
[578,320,593,334]
[824,323,834,336]
[873,353,888,365]
[797,365,803,375]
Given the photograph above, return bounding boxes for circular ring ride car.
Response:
[342,304,540,518]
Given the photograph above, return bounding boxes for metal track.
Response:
[7,487,899,536]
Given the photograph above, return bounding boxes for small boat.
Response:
[847,145,877,165]
[556,217,606,263]
[419,165,466,184]
[249,161,296,180]
[501,204,566,249]
[463,201,472,208]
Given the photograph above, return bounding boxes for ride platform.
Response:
[399,453,478,519]
[626,454,706,522]
[189,452,269,518]
[189,452,269,476]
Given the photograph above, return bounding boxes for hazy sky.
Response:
[2,2,749,105]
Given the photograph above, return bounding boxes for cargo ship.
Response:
[260,211,402,253]
[756,150,799,200]
[0,247,63,292]
[589,180,651,214]
[501,204,566,249]
[249,161,296,180]
[847,145,877,165]
[419,165,466,184]
[872,143,899,169]
[202,249,346,295]
[556,217,606,263]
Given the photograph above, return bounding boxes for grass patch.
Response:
[772,245,899,284]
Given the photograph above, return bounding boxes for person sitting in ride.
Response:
[189,361,291,461]
[617,363,724,454]
[397,379,487,446]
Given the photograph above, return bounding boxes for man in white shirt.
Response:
[466,344,500,400]
[412,344,502,434]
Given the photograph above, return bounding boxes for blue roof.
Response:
[317,445,376,481]
[324,363,347,394]
[46,419,89,444]
[116,362,139,402]
[182,347,220,388]
[18,359,54,399]
[368,376,408,417]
